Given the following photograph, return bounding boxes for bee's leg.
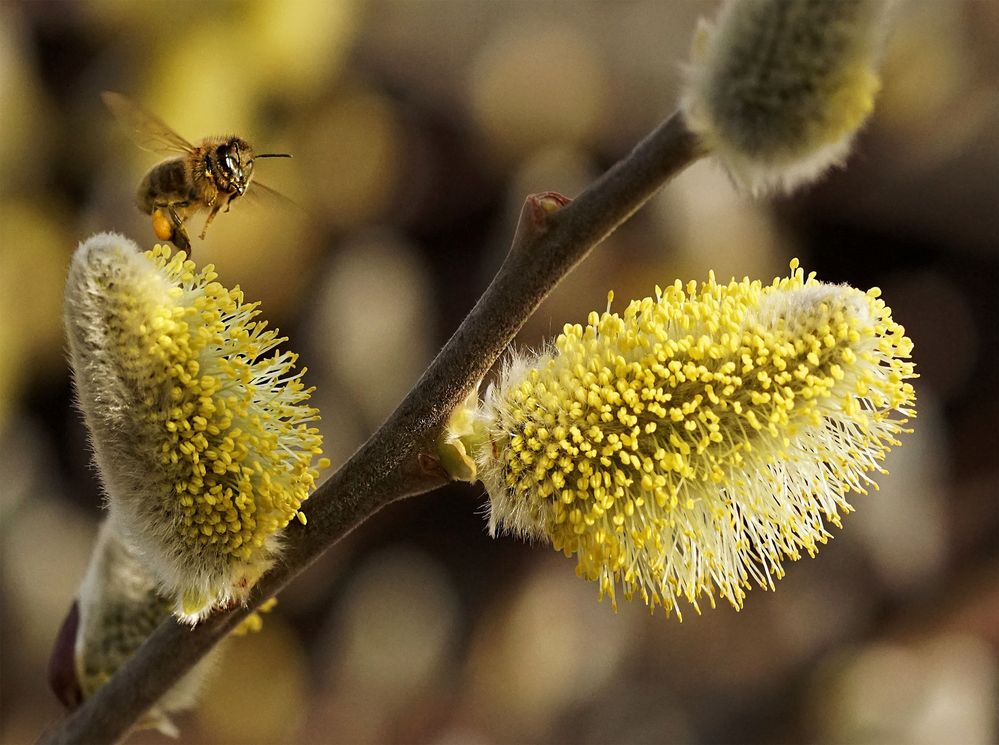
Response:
[171,224,192,252]
[199,201,225,241]
[166,204,191,252]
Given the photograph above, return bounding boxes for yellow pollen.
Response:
[82,243,330,619]
[478,260,916,618]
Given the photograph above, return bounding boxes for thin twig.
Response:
[39,111,705,745]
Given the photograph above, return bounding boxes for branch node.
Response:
[417,452,452,481]
[533,191,572,215]
[510,191,572,255]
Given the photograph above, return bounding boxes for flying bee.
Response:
[102,91,291,252]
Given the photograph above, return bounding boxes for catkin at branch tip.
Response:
[682,0,891,196]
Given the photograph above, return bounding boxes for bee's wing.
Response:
[247,180,301,210]
[101,91,197,155]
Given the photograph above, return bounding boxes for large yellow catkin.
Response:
[462,261,915,617]
[682,0,890,195]
[65,233,330,622]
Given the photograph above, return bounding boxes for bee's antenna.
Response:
[255,153,292,159]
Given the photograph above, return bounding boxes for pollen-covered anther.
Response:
[473,259,916,618]
[65,233,329,623]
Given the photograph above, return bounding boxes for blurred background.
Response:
[0,1,996,743]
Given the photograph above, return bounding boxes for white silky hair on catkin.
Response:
[682,0,893,195]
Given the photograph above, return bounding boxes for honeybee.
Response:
[102,91,290,252]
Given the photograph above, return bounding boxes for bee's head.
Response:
[206,139,290,198]
[209,138,254,197]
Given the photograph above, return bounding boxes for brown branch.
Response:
[39,110,705,745]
